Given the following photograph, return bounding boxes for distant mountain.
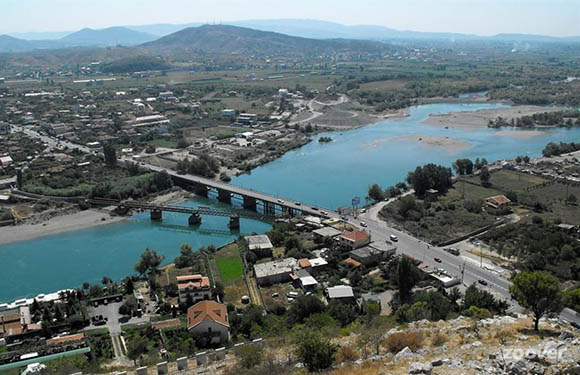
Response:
[127,23,202,37]
[0,35,32,53]
[60,27,156,46]
[8,31,72,40]
[141,24,391,56]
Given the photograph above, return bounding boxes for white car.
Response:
[390,235,399,242]
[360,221,367,227]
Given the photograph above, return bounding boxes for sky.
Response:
[2,0,579,36]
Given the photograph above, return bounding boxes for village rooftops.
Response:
[326,285,354,299]
[340,230,370,243]
[254,258,297,280]
[187,300,229,329]
[176,274,210,290]
[312,227,342,238]
[245,235,273,251]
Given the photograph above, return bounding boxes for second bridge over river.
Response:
[122,158,335,219]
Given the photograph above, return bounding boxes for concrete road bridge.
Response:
[121,158,334,219]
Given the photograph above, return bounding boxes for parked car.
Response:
[478,279,488,286]
[390,235,398,242]
[434,257,442,263]
[360,221,367,227]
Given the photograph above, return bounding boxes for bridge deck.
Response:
[88,198,274,220]
[122,158,333,218]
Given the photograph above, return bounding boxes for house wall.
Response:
[190,321,229,344]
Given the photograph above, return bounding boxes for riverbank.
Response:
[0,209,126,245]
[422,105,564,130]
[0,190,192,246]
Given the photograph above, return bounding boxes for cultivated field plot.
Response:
[446,181,503,202]
[211,242,249,306]
[359,79,408,91]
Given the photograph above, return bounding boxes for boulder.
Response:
[408,362,433,375]
[395,346,414,362]
[558,330,574,341]
[506,359,528,375]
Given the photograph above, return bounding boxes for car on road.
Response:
[321,211,328,215]
[360,221,367,227]
[390,235,398,242]
[445,247,460,256]
[434,257,442,263]
[277,199,284,203]
[311,207,318,211]
[360,208,366,213]
[294,202,301,206]
[478,279,488,286]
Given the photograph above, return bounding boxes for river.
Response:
[1,102,579,303]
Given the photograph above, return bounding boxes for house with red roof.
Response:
[177,274,212,304]
[187,300,229,344]
[339,230,371,250]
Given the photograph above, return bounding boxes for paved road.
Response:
[12,125,93,154]
[357,204,580,326]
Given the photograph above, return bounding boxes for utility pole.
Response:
[461,260,466,284]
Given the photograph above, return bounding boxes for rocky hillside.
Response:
[328,315,580,375]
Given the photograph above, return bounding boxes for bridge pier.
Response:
[228,215,240,230]
[242,196,257,211]
[193,183,209,197]
[263,201,275,216]
[151,209,162,221]
[217,189,232,204]
[188,212,202,226]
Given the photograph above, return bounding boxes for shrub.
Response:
[431,331,448,347]
[236,344,263,369]
[383,331,424,353]
[336,345,360,363]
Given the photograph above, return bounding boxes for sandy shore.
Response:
[0,209,126,245]
[371,135,471,151]
[0,190,193,246]
[422,105,564,130]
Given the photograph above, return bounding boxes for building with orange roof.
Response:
[46,333,85,346]
[187,300,229,344]
[485,195,511,209]
[176,274,212,305]
[339,230,371,250]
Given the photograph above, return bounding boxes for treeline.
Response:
[101,56,171,73]
[542,141,580,157]
[490,84,580,107]
[176,154,221,178]
[90,171,173,200]
[481,218,580,280]
[489,111,580,128]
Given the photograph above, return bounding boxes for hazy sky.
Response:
[2,0,579,36]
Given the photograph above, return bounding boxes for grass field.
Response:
[210,242,249,306]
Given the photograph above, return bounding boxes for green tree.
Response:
[368,184,384,201]
[103,143,117,167]
[236,344,263,369]
[398,256,419,303]
[134,248,164,277]
[294,331,338,372]
[288,295,326,324]
[127,336,147,365]
[16,169,23,189]
[175,243,196,268]
[327,300,359,327]
[510,271,563,331]
[479,167,491,186]
[453,158,474,175]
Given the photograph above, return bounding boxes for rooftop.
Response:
[312,227,342,238]
[327,285,354,299]
[254,258,297,279]
[177,274,210,290]
[245,235,274,250]
[187,300,229,329]
[341,230,370,243]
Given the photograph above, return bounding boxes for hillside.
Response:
[141,24,391,56]
[60,26,157,46]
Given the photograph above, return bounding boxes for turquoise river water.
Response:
[1,102,579,302]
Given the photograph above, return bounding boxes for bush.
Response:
[336,344,360,363]
[294,331,338,372]
[236,344,263,369]
[431,331,448,347]
[384,331,424,353]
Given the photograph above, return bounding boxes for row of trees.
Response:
[542,141,580,157]
[176,154,221,177]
